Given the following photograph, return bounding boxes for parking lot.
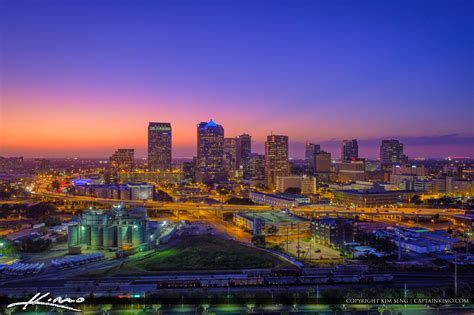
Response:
[284,239,342,261]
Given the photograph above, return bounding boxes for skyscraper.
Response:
[314,150,332,182]
[224,137,238,177]
[341,139,358,161]
[148,122,172,171]
[196,119,225,183]
[244,153,265,181]
[380,139,404,165]
[314,151,331,173]
[265,135,290,189]
[305,143,321,170]
[237,133,252,169]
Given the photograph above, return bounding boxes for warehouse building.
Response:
[249,191,310,207]
[233,211,309,235]
[332,189,414,207]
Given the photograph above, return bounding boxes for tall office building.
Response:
[110,149,135,172]
[305,143,321,170]
[380,139,404,165]
[196,119,225,183]
[148,122,172,171]
[341,139,358,161]
[224,137,238,176]
[244,153,265,181]
[237,133,252,168]
[265,135,290,189]
[314,151,332,173]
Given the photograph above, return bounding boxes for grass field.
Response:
[84,235,289,277]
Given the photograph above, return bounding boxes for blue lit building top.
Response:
[206,119,217,127]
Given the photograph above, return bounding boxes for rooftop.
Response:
[237,211,308,223]
[206,119,217,127]
[336,189,413,195]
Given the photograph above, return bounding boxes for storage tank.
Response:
[103,226,115,248]
[132,222,144,246]
[118,226,130,248]
[68,225,79,247]
[90,227,103,249]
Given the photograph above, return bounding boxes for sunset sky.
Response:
[1,0,473,159]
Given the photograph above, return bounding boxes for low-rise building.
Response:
[431,176,474,195]
[233,211,310,235]
[336,159,366,182]
[453,214,474,228]
[310,217,355,248]
[249,191,310,207]
[333,189,414,207]
[375,227,462,254]
[128,183,154,200]
[117,170,183,185]
[276,175,317,195]
[73,182,154,200]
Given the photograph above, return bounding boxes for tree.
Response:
[0,239,14,255]
[154,190,173,202]
[51,180,60,191]
[411,195,423,205]
[27,202,57,219]
[267,225,279,235]
[251,235,266,247]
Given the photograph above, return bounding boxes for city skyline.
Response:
[1,122,473,160]
[1,0,473,159]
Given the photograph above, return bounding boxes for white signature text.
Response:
[7,292,85,312]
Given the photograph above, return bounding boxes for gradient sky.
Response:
[1,0,473,159]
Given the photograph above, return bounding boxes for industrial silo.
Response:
[90,226,103,249]
[132,222,143,246]
[68,225,79,247]
[103,226,115,249]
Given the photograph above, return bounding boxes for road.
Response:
[29,188,466,219]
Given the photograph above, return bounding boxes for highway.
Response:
[29,188,465,219]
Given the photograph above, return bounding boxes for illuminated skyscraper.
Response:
[196,119,225,183]
[224,137,238,176]
[380,139,404,165]
[341,139,358,161]
[305,143,320,170]
[265,135,290,189]
[148,122,172,171]
[237,133,252,168]
[244,153,265,181]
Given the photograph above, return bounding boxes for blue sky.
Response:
[1,0,473,158]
